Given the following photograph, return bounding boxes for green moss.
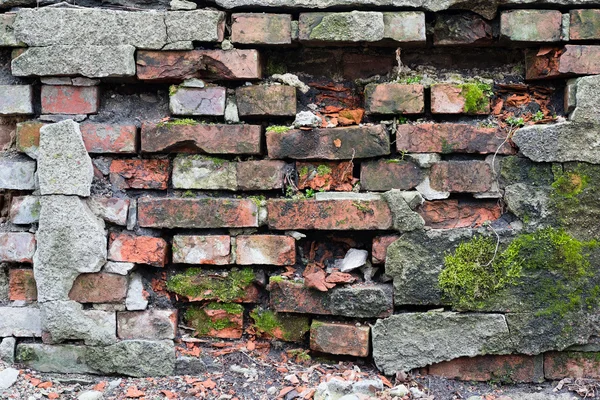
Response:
[288,349,311,362]
[269,275,284,284]
[249,195,266,207]
[266,125,291,134]
[169,85,179,96]
[181,190,195,198]
[399,75,423,84]
[459,82,493,114]
[16,346,37,362]
[440,138,456,154]
[203,156,227,167]
[552,170,589,199]
[265,58,287,75]
[316,164,332,176]
[185,303,240,336]
[157,118,198,128]
[298,166,309,177]
[352,201,373,214]
[250,308,282,334]
[166,268,255,303]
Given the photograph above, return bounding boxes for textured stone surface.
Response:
[431,84,490,115]
[237,160,287,191]
[364,84,424,115]
[0,232,36,263]
[513,122,600,163]
[86,340,175,377]
[0,337,16,364]
[16,344,97,374]
[382,12,426,42]
[170,87,227,116]
[570,9,600,40]
[37,120,93,197]
[34,195,106,302]
[172,155,237,190]
[103,261,135,276]
[0,157,36,190]
[236,85,297,116]
[232,13,292,44]
[434,13,493,46]
[430,161,493,193]
[126,273,148,311]
[117,310,177,340]
[299,12,384,42]
[570,74,600,123]
[382,190,426,232]
[41,300,117,346]
[10,196,40,224]
[12,45,136,78]
[501,10,562,42]
[372,313,512,373]
[0,85,33,115]
[87,197,129,226]
[0,14,23,47]
[172,235,232,265]
[164,10,225,43]
[0,306,42,337]
[267,125,390,160]
[80,123,137,154]
[236,235,296,266]
[386,229,474,305]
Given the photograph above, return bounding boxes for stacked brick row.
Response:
[1,0,600,382]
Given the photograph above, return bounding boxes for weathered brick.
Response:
[342,53,394,80]
[297,161,354,191]
[138,198,259,229]
[117,310,178,340]
[136,50,262,81]
[1,14,23,47]
[236,85,296,117]
[0,232,35,263]
[0,307,42,337]
[69,273,128,303]
[372,235,400,264]
[172,235,232,265]
[236,160,287,191]
[108,233,168,267]
[267,199,392,230]
[173,155,237,190]
[526,45,600,80]
[267,125,390,160]
[382,12,426,43]
[0,85,33,115]
[236,235,296,266]
[430,161,493,193]
[141,123,262,155]
[16,121,43,157]
[10,196,40,225]
[270,280,393,318]
[418,200,502,229]
[250,308,310,342]
[360,160,424,191]
[41,85,99,114]
[396,123,515,155]
[80,123,136,154]
[545,352,600,380]
[169,87,227,116]
[185,303,243,339]
[501,10,562,42]
[109,159,169,190]
[364,84,424,115]
[9,269,37,301]
[232,13,292,45]
[167,268,260,303]
[434,13,493,46]
[0,118,17,151]
[431,84,491,115]
[87,197,129,226]
[570,10,600,40]
[429,355,544,383]
[310,321,370,357]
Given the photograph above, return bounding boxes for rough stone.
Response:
[382,190,425,232]
[0,85,33,115]
[236,235,296,266]
[85,340,175,377]
[0,306,42,337]
[372,312,512,373]
[0,14,23,47]
[169,87,227,116]
[0,337,16,364]
[236,85,297,117]
[37,120,93,197]
[570,74,600,123]
[416,177,451,201]
[87,197,129,226]
[170,0,196,10]
[11,45,136,78]
[16,344,97,374]
[231,13,292,44]
[361,160,424,191]
[117,309,177,340]
[382,12,426,42]
[164,10,225,43]
[512,122,600,164]
[103,261,135,276]
[0,232,35,263]
[364,84,424,115]
[570,9,600,40]
[41,300,117,346]
[34,195,106,302]
[294,111,321,128]
[0,156,36,190]
[299,11,384,42]
[172,155,237,190]
[434,13,493,46]
[386,229,474,305]
[500,10,562,42]
[0,368,19,390]
[10,196,40,224]
[126,273,148,311]
[237,160,287,191]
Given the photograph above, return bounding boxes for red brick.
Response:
[141,123,262,155]
[41,85,99,114]
[250,308,310,342]
[431,84,490,115]
[232,13,292,45]
[0,232,35,263]
[418,200,503,229]
[310,321,370,357]
[267,125,390,160]
[266,199,392,230]
[236,160,287,191]
[117,309,178,340]
[430,355,543,383]
[236,235,296,266]
[270,280,393,318]
[526,45,600,80]
[9,269,37,301]
[364,84,424,115]
[79,123,136,154]
[138,198,259,229]
[430,161,493,193]
[434,13,493,46]
[136,50,262,81]
[396,123,515,155]
[570,10,600,40]
[236,85,296,117]
[545,352,600,380]
[500,10,562,42]
[297,161,354,192]
[172,235,231,265]
[108,233,168,267]
[360,160,424,191]
[69,273,128,303]
[185,303,243,339]
[169,87,226,116]
[372,235,399,264]
[109,159,169,190]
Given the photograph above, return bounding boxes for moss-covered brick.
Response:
[250,308,310,342]
[185,303,244,339]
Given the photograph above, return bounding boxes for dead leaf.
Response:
[202,379,217,390]
[333,139,342,148]
[325,271,356,284]
[125,386,145,398]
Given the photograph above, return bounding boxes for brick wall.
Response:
[1,0,600,380]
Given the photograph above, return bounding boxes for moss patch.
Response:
[460,82,492,114]
[185,303,242,336]
[166,268,255,303]
[266,125,291,134]
[250,308,310,342]
[157,118,198,128]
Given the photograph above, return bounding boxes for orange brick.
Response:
[109,159,169,190]
[430,354,544,383]
[310,321,370,357]
[108,233,168,267]
[418,200,502,229]
[69,273,128,303]
[41,85,99,114]
[9,268,37,301]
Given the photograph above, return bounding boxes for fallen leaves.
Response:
[125,386,145,398]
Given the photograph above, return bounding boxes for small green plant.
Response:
[304,188,315,198]
[532,111,544,122]
[249,195,266,207]
[398,75,423,84]
[157,118,198,128]
[266,125,291,134]
[460,82,493,114]
[352,201,373,213]
[506,116,525,127]
[397,116,408,125]
[169,85,179,96]
[316,164,332,176]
